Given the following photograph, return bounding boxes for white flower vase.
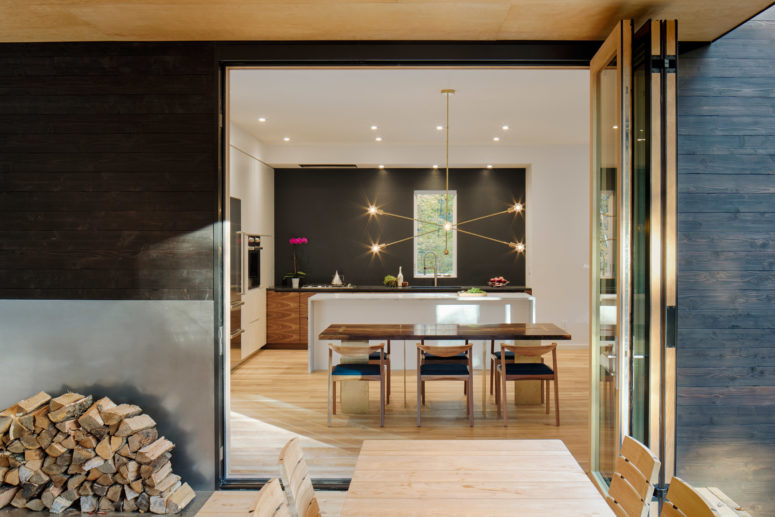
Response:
[291,277,300,289]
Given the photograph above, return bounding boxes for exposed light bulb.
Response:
[443,222,452,231]
[512,202,523,213]
[371,243,383,254]
[516,242,525,253]
[436,125,443,131]
[612,125,619,129]
[368,205,378,215]
[258,117,266,123]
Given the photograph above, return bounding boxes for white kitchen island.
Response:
[307,291,536,372]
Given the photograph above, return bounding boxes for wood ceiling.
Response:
[0,0,771,43]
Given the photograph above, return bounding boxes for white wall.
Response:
[229,123,275,358]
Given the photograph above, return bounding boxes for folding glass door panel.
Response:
[590,20,631,485]
[590,19,677,491]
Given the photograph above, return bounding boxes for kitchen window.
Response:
[414,190,457,278]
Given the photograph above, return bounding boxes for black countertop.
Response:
[268,285,532,294]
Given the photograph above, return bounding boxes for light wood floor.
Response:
[229,348,590,480]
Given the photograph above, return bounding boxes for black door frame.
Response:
[212,40,600,489]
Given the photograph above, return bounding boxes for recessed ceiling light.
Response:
[378,164,385,169]
[493,137,500,142]
[283,137,290,142]
[432,164,438,169]
[436,125,443,131]
[487,164,493,169]
[371,125,378,131]
[502,125,509,130]
[612,125,619,129]
[258,117,266,123]
[375,137,382,142]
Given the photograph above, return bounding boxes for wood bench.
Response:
[696,487,752,517]
[194,491,261,517]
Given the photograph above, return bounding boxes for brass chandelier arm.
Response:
[379,210,445,229]
[454,227,514,247]
[456,208,513,227]
[382,227,440,249]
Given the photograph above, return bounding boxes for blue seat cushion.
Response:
[368,352,388,360]
[503,363,554,376]
[423,352,467,361]
[420,363,470,376]
[492,350,515,360]
[332,364,381,376]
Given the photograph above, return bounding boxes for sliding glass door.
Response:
[589,19,677,491]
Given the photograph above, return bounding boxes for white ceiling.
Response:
[229,68,589,166]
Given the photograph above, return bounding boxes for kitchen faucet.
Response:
[422,251,438,287]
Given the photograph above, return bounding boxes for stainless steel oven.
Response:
[246,234,262,289]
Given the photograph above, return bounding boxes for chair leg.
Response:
[332,380,336,415]
[502,373,509,427]
[489,358,494,395]
[545,379,550,414]
[554,375,560,426]
[541,380,545,403]
[386,359,391,405]
[328,374,332,427]
[416,373,422,427]
[380,374,385,428]
[421,381,426,406]
[495,368,500,414]
[468,377,474,427]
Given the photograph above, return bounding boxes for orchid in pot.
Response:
[283,237,308,288]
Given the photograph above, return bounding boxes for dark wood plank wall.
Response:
[676,7,775,514]
[0,42,218,300]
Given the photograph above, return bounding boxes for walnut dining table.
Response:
[341,439,614,516]
[318,322,572,412]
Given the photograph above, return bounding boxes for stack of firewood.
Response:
[0,391,195,514]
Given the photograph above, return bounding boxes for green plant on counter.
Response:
[466,287,484,294]
[383,274,398,287]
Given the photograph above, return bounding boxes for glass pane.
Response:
[414,190,457,277]
[631,32,650,445]
[594,56,619,483]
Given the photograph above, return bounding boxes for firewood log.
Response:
[17,392,51,415]
[136,437,174,465]
[116,414,156,437]
[128,428,158,452]
[48,395,93,423]
[0,486,18,510]
[101,404,141,425]
[166,482,195,514]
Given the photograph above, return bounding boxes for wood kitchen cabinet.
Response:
[267,290,316,347]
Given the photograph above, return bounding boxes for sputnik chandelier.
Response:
[367,89,525,255]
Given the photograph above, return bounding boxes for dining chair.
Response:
[605,435,661,517]
[278,437,321,517]
[328,342,386,427]
[489,341,514,395]
[661,477,715,517]
[254,478,293,517]
[421,346,470,397]
[367,340,391,404]
[416,341,474,427]
[494,342,559,426]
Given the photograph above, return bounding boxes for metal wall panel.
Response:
[0,300,216,490]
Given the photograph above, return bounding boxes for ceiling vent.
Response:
[298,164,358,169]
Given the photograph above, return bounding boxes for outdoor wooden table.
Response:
[341,439,614,516]
[319,323,572,413]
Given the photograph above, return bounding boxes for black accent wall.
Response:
[0,42,219,300]
[677,7,775,514]
[274,168,526,287]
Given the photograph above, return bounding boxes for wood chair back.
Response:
[501,342,557,358]
[417,343,472,358]
[329,342,384,359]
[605,436,661,517]
[254,478,293,517]
[661,477,716,517]
[278,438,321,517]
